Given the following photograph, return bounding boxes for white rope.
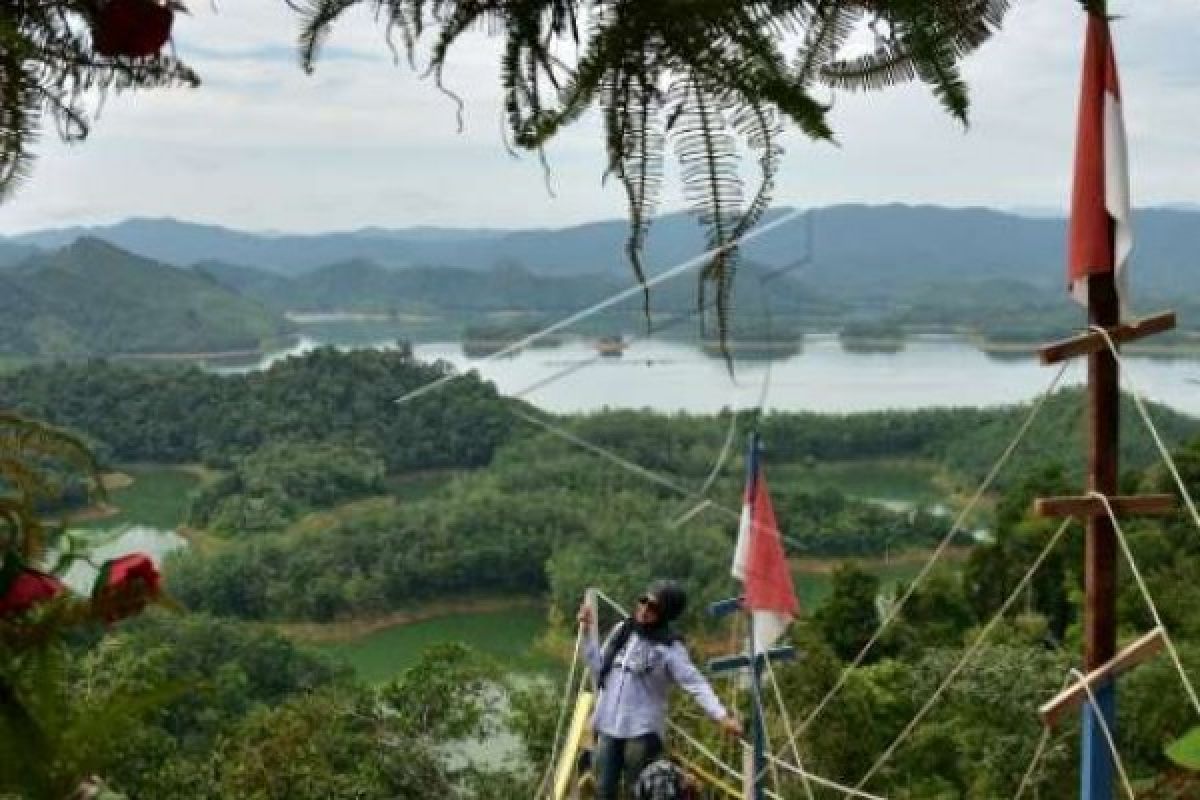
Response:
[763,654,816,800]
[594,588,628,618]
[537,624,585,800]
[1070,667,1137,800]
[1088,324,1200,534]
[853,518,1073,793]
[395,208,807,406]
[780,362,1071,757]
[512,409,813,557]
[511,409,741,525]
[1012,722,1053,800]
[1090,492,1200,717]
[757,696,784,797]
[595,587,877,800]
[667,721,759,789]
[764,754,887,800]
[1011,671,1074,800]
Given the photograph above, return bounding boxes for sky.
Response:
[2,1,1198,234]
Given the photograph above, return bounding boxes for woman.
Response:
[578,580,742,800]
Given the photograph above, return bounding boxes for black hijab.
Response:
[596,580,687,688]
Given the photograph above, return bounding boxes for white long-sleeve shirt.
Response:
[584,628,728,739]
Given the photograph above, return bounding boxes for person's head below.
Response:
[634,579,687,629]
[634,757,695,800]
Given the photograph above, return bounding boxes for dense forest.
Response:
[0,347,513,470]
[6,349,1200,797]
[0,239,290,358]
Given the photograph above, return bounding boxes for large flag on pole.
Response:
[731,434,800,651]
[1068,11,1132,316]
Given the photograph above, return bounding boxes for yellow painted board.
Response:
[553,690,595,800]
[676,754,744,799]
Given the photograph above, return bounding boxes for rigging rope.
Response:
[592,588,884,800]
[512,409,806,551]
[1089,325,1200,535]
[1091,492,1200,717]
[1069,666,1137,800]
[1008,671,1075,800]
[536,625,585,799]
[778,362,1071,761]
[1013,727,1053,800]
[852,518,1074,793]
[763,651,816,800]
[394,208,807,406]
[763,754,887,800]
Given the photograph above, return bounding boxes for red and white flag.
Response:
[731,436,799,652]
[1067,11,1133,315]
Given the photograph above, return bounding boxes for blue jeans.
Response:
[594,732,662,800]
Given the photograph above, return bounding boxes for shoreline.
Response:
[275,595,543,644]
[792,545,973,575]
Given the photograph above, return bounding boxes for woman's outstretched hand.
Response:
[720,715,744,738]
[577,603,595,629]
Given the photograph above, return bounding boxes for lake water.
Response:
[217,333,1200,417]
[60,525,187,594]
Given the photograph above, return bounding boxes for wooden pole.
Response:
[1083,266,1119,799]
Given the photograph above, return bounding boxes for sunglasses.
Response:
[637,595,661,612]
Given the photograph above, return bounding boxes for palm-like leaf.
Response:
[0,1,200,200]
[0,412,104,562]
[290,1,1012,347]
[820,0,1011,124]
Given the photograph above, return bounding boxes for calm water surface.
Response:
[219,333,1200,416]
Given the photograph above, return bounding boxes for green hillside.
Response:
[1,238,292,358]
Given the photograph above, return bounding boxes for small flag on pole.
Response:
[731,434,800,651]
[1068,11,1133,316]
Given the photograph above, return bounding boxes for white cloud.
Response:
[2,1,1197,232]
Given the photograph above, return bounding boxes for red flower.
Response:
[92,553,162,622]
[0,569,65,617]
[93,0,175,59]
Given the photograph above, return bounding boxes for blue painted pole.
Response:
[1081,681,1116,800]
[747,609,765,800]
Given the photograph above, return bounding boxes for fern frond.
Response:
[670,75,743,350]
[286,0,1015,356]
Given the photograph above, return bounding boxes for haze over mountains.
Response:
[5,204,1199,296]
[2,204,1198,359]
[0,239,289,358]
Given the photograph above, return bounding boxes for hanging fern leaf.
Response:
[285,0,1015,353]
[821,0,1012,125]
[0,1,199,199]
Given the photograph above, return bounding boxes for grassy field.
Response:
[772,459,946,508]
[793,549,968,611]
[0,356,30,374]
[74,466,202,530]
[317,606,552,684]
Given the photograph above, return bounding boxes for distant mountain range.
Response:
[195,257,840,319]
[5,205,1198,298]
[0,238,290,358]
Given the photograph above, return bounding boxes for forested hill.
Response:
[196,258,841,318]
[0,238,291,358]
[0,347,514,470]
[7,205,1200,295]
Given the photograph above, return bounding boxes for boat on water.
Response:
[594,335,628,357]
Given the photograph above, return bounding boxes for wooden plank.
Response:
[1039,310,1176,365]
[1034,494,1176,518]
[552,690,595,800]
[1040,628,1167,727]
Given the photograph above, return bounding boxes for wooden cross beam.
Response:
[1040,627,1167,728]
[1039,310,1176,365]
[1034,494,1177,519]
[708,646,798,675]
[706,595,799,800]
